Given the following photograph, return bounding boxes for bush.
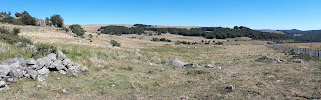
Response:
[69,24,86,36]
[33,44,57,57]
[0,34,32,46]
[62,26,69,33]
[88,34,93,38]
[50,15,64,28]
[0,26,20,36]
[110,40,121,47]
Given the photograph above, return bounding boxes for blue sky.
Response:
[1,0,321,30]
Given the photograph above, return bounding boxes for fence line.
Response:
[267,44,321,58]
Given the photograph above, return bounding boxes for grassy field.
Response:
[0,24,320,99]
[279,43,321,50]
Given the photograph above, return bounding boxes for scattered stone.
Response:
[9,69,24,78]
[15,42,22,46]
[26,45,38,53]
[127,48,140,52]
[179,96,189,100]
[164,58,187,67]
[36,84,43,88]
[293,59,304,63]
[62,88,70,94]
[112,46,120,49]
[6,78,18,83]
[184,63,201,67]
[204,64,215,68]
[252,56,282,63]
[80,66,88,72]
[0,47,6,52]
[37,75,45,82]
[225,85,235,91]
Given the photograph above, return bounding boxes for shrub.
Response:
[31,44,57,58]
[12,28,20,35]
[69,24,85,36]
[88,34,93,38]
[62,26,69,33]
[110,40,121,47]
[0,34,32,46]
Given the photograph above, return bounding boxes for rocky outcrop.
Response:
[0,50,88,91]
[164,58,222,70]
[35,18,46,26]
[164,58,187,67]
[252,56,282,63]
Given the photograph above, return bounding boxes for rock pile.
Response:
[252,56,282,63]
[164,58,222,70]
[0,50,88,91]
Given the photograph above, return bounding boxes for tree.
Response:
[50,15,64,28]
[69,24,85,36]
[15,13,22,17]
[21,11,36,25]
[45,17,50,26]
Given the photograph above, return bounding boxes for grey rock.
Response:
[2,58,25,65]
[15,42,22,46]
[127,48,140,52]
[0,81,10,91]
[293,59,304,63]
[59,70,66,75]
[62,88,70,94]
[49,60,62,69]
[0,65,10,76]
[9,62,22,70]
[204,64,215,68]
[37,75,45,82]
[27,58,36,65]
[0,47,6,52]
[9,69,24,78]
[26,45,38,53]
[164,58,187,67]
[47,53,57,61]
[35,18,46,26]
[37,67,50,75]
[27,69,38,80]
[57,50,66,60]
[184,63,201,67]
[80,66,88,72]
[252,56,282,63]
[225,85,235,91]
[36,58,46,67]
[6,78,18,83]
[42,57,53,67]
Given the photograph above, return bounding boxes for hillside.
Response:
[0,23,320,99]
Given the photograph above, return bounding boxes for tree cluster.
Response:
[69,24,86,36]
[100,25,290,41]
[100,26,144,35]
[151,38,171,42]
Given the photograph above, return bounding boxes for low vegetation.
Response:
[110,40,121,47]
[69,24,86,36]
[100,25,290,41]
[151,38,171,42]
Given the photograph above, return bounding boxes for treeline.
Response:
[294,33,321,42]
[0,11,64,28]
[99,26,144,35]
[100,25,290,41]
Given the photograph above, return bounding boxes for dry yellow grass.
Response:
[0,24,320,99]
[279,43,321,50]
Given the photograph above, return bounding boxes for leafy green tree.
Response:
[50,15,64,28]
[69,24,86,36]
[110,40,121,47]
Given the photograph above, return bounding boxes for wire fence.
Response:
[267,44,321,58]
